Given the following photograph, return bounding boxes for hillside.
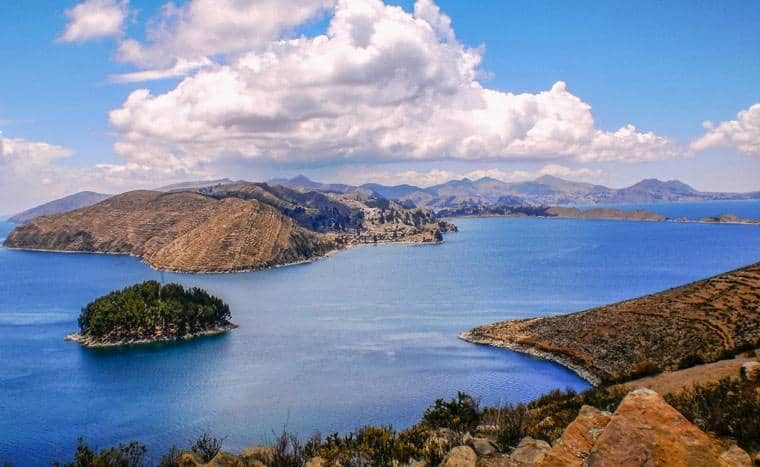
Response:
[462,262,760,384]
[8,191,112,224]
[3,183,453,272]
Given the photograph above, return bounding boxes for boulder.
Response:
[540,405,612,467]
[508,437,550,466]
[441,445,478,467]
[240,445,274,465]
[585,388,749,466]
[466,437,499,457]
[719,445,752,467]
[740,361,760,381]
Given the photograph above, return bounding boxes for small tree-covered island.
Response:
[65,281,237,349]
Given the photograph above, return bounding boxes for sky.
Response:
[0,0,759,213]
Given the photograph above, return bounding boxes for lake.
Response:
[1,200,759,465]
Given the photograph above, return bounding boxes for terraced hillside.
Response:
[4,184,453,272]
[463,263,760,384]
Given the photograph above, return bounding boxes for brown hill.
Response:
[4,184,453,272]
[462,262,760,384]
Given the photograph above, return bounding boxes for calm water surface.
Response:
[1,200,760,465]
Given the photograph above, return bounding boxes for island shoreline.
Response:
[65,323,239,349]
[458,331,602,386]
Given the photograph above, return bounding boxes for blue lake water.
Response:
[1,200,760,465]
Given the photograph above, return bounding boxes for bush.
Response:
[665,376,760,453]
[191,433,223,463]
[494,404,530,451]
[421,391,481,433]
[55,437,147,467]
[157,446,181,467]
[625,360,662,380]
[678,353,705,369]
[270,430,309,467]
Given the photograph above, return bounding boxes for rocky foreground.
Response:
[170,387,752,466]
[463,262,760,384]
[3,183,455,273]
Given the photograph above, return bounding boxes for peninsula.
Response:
[3,182,455,273]
[461,262,760,384]
[66,281,236,348]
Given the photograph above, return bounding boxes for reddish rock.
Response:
[509,437,551,466]
[540,405,612,467]
[585,388,749,467]
[442,445,478,467]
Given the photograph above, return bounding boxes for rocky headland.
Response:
[462,262,760,384]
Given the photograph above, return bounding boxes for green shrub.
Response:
[494,403,530,451]
[55,437,147,467]
[421,391,481,433]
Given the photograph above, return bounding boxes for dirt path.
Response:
[617,352,757,395]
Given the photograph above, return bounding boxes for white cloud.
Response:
[538,164,604,179]
[336,164,604,188]
[106,0,679,178]
[109,57,212,83]
[59,0,128,43]
[0,135,194,214]
[115,0,333,68]
[690,103,760,156]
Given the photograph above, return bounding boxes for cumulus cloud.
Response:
[108,0,332,81]
[690,103,760,156]
[336,164,604,188]
[59,0,128,43]
[105,0,679,178]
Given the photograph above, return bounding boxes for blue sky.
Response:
[0,0,759,212]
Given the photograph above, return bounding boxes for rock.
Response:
[508,437,550,466]
[540,405,612,467]
[442,445,478,467]
[466,437,498,457]
[407,459,429,467]
[207,451,245,467]
[240,445,274,465]
[740,361,760,381]
[718,445,752,466]
[586,388,738,466]
[475,454,511,466]
[304,457,326,467]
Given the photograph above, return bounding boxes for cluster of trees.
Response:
[78,281,231,340]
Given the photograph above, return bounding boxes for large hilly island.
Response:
[462,262,760,384]
[4,183,453,272]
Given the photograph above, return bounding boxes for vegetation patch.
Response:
[68,281,235,348]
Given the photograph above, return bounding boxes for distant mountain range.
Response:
[270,175,760,208]
[8,191,112,224]
[8,175,760,225]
